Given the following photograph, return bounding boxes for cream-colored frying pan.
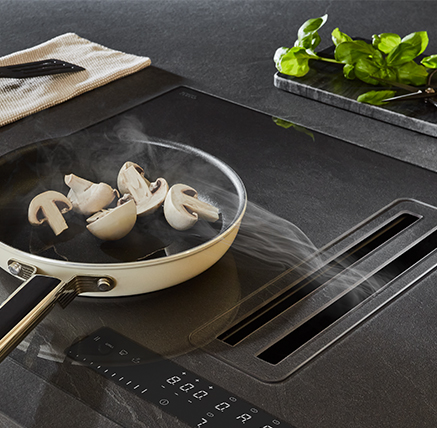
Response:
[0,135,246,362]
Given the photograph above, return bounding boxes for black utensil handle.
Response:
[0,275,65,362]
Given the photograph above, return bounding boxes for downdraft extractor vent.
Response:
[190,199,437,382]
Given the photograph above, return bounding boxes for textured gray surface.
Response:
[0,357,123,427]
[0,1,437,428]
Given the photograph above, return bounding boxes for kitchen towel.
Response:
[0,33,151,127]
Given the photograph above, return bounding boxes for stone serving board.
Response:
[274,58,437,137]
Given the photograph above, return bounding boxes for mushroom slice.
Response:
[117,162,150,195]
[86,199,137,241]
[117,162,169,216]
[28,190,73,236]
[163,183,219,231]
[65,174,117,216]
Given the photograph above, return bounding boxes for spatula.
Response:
[0,59,85,78]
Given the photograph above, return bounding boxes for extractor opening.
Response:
[219,213,418,347]
[258,224,437,364]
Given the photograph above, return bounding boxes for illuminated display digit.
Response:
[166,376,181,385]
[197,418,208,427]
[180,383,195,392]
[215,402,231,412]
[193,390,208,400]
[236,413,252,424]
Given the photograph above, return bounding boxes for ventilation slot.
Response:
[258,226,437,364]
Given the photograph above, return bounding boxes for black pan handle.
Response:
[0,275,66,362]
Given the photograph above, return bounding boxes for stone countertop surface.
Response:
[1,1,437,170]
[0,1,437,427]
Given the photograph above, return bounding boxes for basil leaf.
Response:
[386,31,429,66]
[353,57,381,85]
[396,60,428,86]
[372,33,401,54]
[272,118,315,140]
[401,31,428,55]
[381,66,397,82]
[357,90,397,106]
[343,63,355,79]
[273,117,294,129]
[274,46,313,77]
[335,40,375,64]
[331,28,352,47]
[295,14,328,51]
[421,54,437,69]
[372,49,386,68]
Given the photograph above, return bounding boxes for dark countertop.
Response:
[1,1,437,169]
[1,1,437,427]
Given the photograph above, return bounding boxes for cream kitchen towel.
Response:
[0,33,151,127]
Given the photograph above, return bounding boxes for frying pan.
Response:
[0,132,246,362]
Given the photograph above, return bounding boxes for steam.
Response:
[110,118,386,309]
[231,200,323,274]
[233,200,388,304]
[222,199,385,302]
[112,118,321,259]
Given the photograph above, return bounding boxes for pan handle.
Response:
[0,275,67,362]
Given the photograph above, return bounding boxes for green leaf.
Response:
[343,63,355,79]
[331,28,353,47]
[396,60,428,86]
[380,66,397,82]
[273,117,295,129]
[372,33,401,54]
[372,49,386,67]
[386,31,429,66]
[274,46,313,77]
[295,14,328,51]
[272,117,315,140]
[421,54,437,69]
[354,57,381,85]
[401,31,428,55]
[335,40,376,64]
[357,90,397,105]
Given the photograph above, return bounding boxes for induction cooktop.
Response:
[5,86,437,428]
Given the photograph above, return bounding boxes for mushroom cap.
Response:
[86,199,137,241]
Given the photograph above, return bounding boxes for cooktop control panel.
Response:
[66,328,296,428]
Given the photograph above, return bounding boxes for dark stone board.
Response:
[273,58,437,137]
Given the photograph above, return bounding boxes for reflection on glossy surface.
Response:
[6,251,241,364]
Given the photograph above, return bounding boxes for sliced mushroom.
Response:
[65,174,117,216]
[163,183,219,231]
[117,162,168,216]
[117,162,150,195]
[28,190,73,236]
[86,199,137,241]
